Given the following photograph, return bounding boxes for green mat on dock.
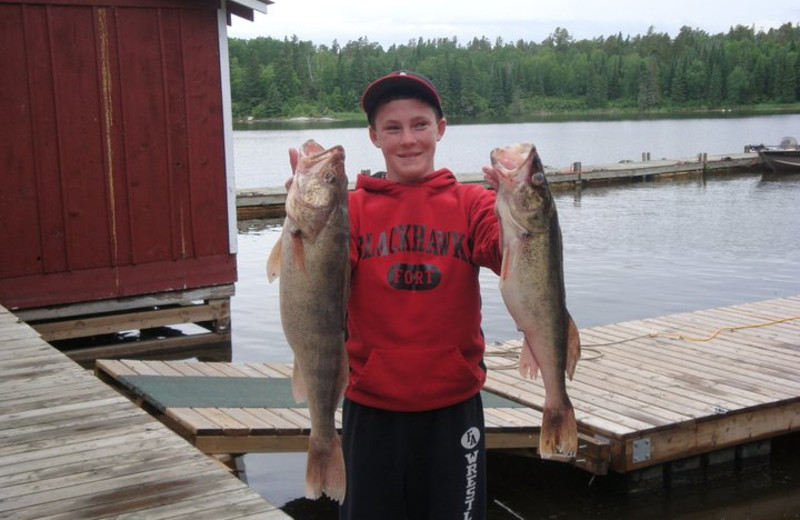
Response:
[118,376,304,411]
[117,375,525,412]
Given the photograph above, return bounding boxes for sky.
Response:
[228,0,799,48]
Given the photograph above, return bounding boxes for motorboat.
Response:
[750,136,800,173]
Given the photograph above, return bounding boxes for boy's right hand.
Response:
[285,148,299,191]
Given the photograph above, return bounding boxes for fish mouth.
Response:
[308,145,345,164]
[301,145,347,183]
[490,142,534,175]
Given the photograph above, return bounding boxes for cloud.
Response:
[228,0,798,47]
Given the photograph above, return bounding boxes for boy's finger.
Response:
[289,148,299,174]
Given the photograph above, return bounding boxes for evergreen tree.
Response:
[226,23,800,120]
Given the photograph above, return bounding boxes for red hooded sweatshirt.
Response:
[345,168,502,412]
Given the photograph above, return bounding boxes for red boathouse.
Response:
[0,0,272,364]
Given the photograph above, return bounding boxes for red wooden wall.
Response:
[0,0,237,309]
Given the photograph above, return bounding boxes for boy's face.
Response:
[369,98,446,184]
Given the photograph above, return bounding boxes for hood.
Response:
[354,168,457,195]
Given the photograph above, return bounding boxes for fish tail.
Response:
[305,434,346,503]
[539,403,578,459]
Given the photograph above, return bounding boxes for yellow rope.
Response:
[654,314,800,342]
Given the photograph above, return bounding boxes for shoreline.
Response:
[233,104,800,127]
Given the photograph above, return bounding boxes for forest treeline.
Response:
[227,23,800,120]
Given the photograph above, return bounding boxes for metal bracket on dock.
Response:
[632,438,651,463]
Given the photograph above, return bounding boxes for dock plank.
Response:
[633,322,800,394]
[583,324,798,398]
[0,434,188,485]
[487,350,659,434]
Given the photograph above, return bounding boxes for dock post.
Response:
[700,152,709,175]
[573,161,582,192]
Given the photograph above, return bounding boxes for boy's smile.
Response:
[369,97,447,184]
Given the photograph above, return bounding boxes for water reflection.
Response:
[484,433,800,520]
[258,433,800,520]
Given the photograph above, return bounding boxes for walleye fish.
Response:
[483,143,580,459]
[267,139,350,502]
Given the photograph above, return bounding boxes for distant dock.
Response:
[236,151,762,220]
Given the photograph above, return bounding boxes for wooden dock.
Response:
[15,286,235,368]
[0,304,289,519]
[484,294,800,479]
[93,295,800,490]
[236,152,762,220]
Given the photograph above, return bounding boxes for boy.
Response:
[339,70,502,519]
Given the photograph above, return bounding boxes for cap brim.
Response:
[361,73,442,120]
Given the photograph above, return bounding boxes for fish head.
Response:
[490,142,535,176]
[286,140,348,238]
[490,143,553,232]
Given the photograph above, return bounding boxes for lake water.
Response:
[229,116,800,519]
[232,113,800,188]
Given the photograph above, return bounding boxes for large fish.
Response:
[483,143,580,459]
[267,139,350,502]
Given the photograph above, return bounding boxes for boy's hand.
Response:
[482,165,500,190]
[285,148,299,190]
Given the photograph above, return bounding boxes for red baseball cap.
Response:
[360,70,443,123]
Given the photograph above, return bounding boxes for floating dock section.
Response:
[484,295,800,490]
[94,359,609,475]
[94,295,800,491]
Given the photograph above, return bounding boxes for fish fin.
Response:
[539,402,578,459]
[500,243,512,281]
[291,361,307,403]
[518,336,540,380]
[291,231,307,273]
[305,434,346,503]
[565,313,581,380]
[266,239,282,283]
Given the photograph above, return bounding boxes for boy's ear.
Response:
[369,125,379,147]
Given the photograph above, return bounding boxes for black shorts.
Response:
[339,393,486,520]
